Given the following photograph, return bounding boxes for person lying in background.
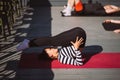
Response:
[61,0,120,16]
[61,0,83,16]
[104,19,120,33]
[17,27,86,66]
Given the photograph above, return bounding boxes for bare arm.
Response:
[104,19,120,24]
[110,20,120,24]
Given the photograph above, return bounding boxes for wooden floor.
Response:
[0,3,120,80]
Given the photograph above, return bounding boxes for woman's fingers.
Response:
[76,36,79,42]
[78,37,83,42]
[70,41,74,45]
[71,37,84,45]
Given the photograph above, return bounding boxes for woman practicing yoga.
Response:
[17,27,86,66]
[61,0,120,16]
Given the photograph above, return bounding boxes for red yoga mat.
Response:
[19,53,120,68]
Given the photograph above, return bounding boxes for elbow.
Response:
[77,62,83,66]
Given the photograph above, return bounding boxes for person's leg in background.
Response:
[62,0,83,16]
[62,0,75,16]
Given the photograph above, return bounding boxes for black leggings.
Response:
[83,3,106,15]
[29,27,86,48]
[102,23,120,31]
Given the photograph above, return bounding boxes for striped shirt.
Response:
[58,46,83,66]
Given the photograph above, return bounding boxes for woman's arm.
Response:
[58,46,83,66]
[110,20,120,24]
[58,36,84,66]
[104,19,120,24]
[68,46,83,66]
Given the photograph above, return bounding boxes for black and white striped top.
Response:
[58,46,83,66]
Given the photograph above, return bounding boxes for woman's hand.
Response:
[104,19,111,23]
[70,36,84,50]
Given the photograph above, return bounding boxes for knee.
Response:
[73,27,85,32]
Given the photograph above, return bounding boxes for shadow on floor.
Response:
[82,45,103,65]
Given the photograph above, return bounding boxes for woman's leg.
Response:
[62,0,75,16]
[17,27,86,51]
[51,27,86,48]
[29,27,86,47]
[16,36,53,51]
[29,37,53,47]
[67,0,81,9]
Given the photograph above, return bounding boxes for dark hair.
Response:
[38,49,53,61]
